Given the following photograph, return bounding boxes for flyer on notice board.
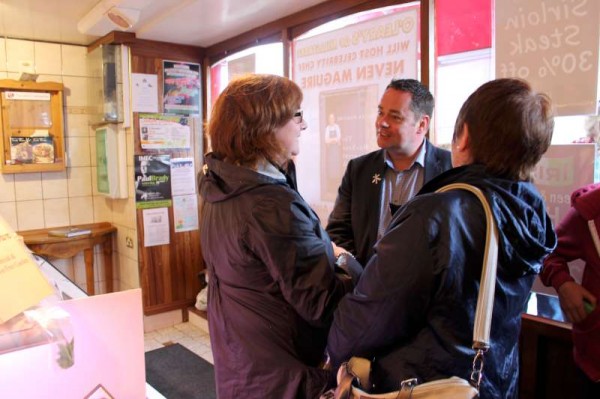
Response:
[139,113,191,150]
[142,208,170,247]
[131,73,159,113]
[173,194,199,233]
[170,157,195,196]
[134,154,172,209]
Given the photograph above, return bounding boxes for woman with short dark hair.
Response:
[327,78,557,399]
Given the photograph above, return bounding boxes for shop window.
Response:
[291,3,420,221]
[434,0,597,146]
[208,43,284,112]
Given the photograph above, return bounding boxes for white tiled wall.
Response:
[0,37,139,294]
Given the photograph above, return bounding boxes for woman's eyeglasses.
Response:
[293,110,303,124]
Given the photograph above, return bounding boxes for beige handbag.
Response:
[332,183,498,399]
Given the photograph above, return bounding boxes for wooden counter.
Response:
[519,292,583,399]
[18,222,117,295]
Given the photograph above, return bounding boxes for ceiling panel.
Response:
[0,0,329,47]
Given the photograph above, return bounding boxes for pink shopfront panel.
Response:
[0,289,146,399]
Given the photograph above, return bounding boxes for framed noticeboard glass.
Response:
[0,80,65,173]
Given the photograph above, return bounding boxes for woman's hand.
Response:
[332,242,348,258]
[557,281,596,323]
[331,243,361,285]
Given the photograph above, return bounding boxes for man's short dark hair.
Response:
[386,79,434,119]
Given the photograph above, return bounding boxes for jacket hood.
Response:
[571,183,600,221]
[198,153,288,204]
[422,165,557,276]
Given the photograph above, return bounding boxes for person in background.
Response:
[135,158,151,200]
[327,78,557,399]
[325,113,341,144]
[573,115,600,144]
[540,183,600,398]
[324,113,343,190]
[198,74,361,399]
[326,79,452,266]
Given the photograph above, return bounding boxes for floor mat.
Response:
[145,343,216,399]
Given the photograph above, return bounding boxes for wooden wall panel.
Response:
[128,46,205,316]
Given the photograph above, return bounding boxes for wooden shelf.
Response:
[0,79,65,174]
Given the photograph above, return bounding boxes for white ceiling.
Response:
[0,0,329,47]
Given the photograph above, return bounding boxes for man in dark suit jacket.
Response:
[326,79,452,266]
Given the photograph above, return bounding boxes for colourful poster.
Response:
[163,61,201,115]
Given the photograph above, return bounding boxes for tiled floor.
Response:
[144,321,213,365]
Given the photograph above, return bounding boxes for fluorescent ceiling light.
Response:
[78,1,141,36]
[107,7,140,30]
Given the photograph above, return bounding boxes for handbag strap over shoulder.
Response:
[435,183,499,348]
[435,183,499,388]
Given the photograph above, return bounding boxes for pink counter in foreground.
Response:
[0,288,146,399]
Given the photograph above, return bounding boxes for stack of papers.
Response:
[48,227,92,238]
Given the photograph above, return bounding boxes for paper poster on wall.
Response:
[171,157,196,196]
[531,143,597,295]
[495,0,600,115]
[163,61,201,115]
[319,85,379,201]
[139,113,191,149]
[173,194,199,233]
[143,208,170,247]
[131,73,159,113]
[135,154,172,209]
[293,6,419,220]
[533,144,597,226]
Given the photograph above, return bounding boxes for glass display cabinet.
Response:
[0,80,65,173]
